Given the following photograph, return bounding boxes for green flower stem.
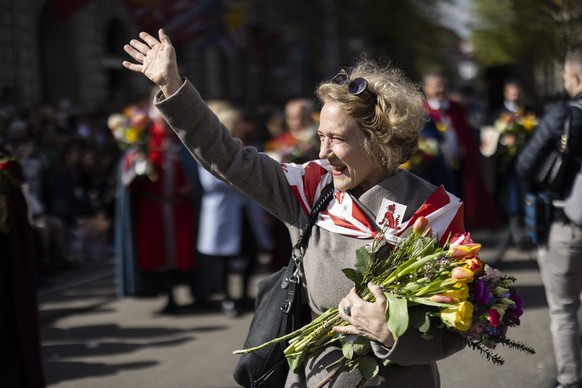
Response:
[233,307,341,355]
[415,278,457,296]
[383,251,446,285]
[232,328,303,354]
[289,315,342,353]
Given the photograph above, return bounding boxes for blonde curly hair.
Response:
[315,59,426,170]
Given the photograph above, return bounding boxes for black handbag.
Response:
[233,183,334,388]
[535,108,573,194]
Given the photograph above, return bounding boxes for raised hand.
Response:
[122,29,182,97]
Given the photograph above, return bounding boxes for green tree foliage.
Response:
[470,0,560,66]
[470,0,582,96]
[338,0,460,80]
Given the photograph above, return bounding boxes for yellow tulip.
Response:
[442,282,469,302]
[461,257,484,275]
[440,301,474,332]
[449,243,481,259]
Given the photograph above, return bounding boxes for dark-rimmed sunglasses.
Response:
[331,72,370,96]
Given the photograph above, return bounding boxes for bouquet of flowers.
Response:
[493,110,538,163]
[400,136,440,172]
[108,102,158,182]
[234,216,534,385]
[107,102,152,149]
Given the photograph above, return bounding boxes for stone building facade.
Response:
[0,0,145,113]
[0,0,241,114]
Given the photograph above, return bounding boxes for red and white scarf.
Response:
[282,160,464,245]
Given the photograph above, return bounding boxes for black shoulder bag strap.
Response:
[559,105,572,155]
[280,181,334,314]
[567,100,582,165]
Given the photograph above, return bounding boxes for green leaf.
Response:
[342,342,354,360]
[287,353,304,372]
[409,308,432,334]
[352,337,372,356]
[342,268,363,288]
[355,246,371,276]
[386,295,409,338]
[357,356,379,380]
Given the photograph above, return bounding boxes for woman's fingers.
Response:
[122,42,145,73]
[128,39,150,58]
[339,287,357,318]
[333,283,393,344]
[139,31,160,48]
[122,60,142,73]
[158,29,172,46]
[368,282,386,307]
[332,324,359,336]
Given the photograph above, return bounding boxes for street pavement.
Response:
[38,228,556,388]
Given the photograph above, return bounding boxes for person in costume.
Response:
[123,30,467,387]
[422,71,502,230]
[0,148,46,388]
[115,95,201,313]
[405,116,460,197]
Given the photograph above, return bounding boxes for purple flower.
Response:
[473,279,490,305]
[510,293,523,315]
[504,293,523,325]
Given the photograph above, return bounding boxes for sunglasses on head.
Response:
[331,72,370,97]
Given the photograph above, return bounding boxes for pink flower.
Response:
[488,309,501,328]
[485,266,502,284]
[431,294,453,303]
[450,233,474,247]
[451,267,474,282]
[468,322,486,336]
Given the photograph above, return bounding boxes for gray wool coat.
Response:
[155,79,467,387]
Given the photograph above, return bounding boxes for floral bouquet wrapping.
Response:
[234,216,535,385]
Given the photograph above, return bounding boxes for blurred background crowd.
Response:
[2,0,582,387]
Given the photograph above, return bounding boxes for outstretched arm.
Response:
[122,29,183,98]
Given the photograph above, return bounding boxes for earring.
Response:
[381,156,387,167]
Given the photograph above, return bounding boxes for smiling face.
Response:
[318,101,390,195]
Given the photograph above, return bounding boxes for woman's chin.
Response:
[332,177,352,192]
